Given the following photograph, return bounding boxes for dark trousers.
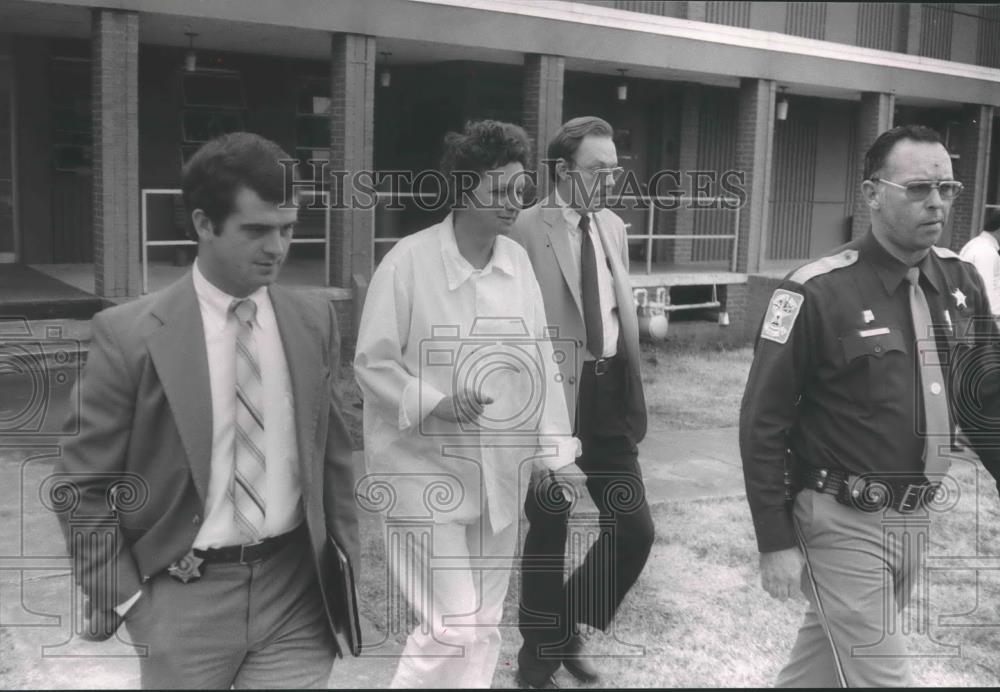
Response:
[123,530,335,689]
[518,356,654,671]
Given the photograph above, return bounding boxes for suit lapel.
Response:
[593,213,641,370]
[147,274,213,505]
[269,285,327,492]
[542,202,584,318]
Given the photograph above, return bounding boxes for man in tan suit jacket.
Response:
[53,133,360,688]
[510,117,654,688]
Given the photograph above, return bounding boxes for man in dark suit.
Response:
[511,116,654,688]
[54,132,360,688]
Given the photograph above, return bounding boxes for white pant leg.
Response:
[457,519,518,688]
[388,518,517,689]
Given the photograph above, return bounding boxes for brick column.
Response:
[671,84,700,265]
[92,9,139,298]
[734,78,775,274]
[850,92,894,240]
[904,3,922,55]
[329,33,375,292]
[522,54,564,201]
[950,104,994,251]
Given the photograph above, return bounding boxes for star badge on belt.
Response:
[167,550,204,583]
[951,288,967,310]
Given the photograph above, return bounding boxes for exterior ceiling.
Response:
[0,0,985,110]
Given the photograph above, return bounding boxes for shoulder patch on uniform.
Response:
[932,246,961,260]
[787,249,859,285]
[760,289,804,344]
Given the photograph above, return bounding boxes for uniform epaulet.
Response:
[932,246,961,261]
[787,249,859,285]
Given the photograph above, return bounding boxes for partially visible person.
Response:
[54,132,360,689]
[511,116,654,689]
[959,207,1000,318]
[353,120,581,689]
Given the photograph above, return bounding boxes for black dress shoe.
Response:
[516,669,560,689]
[517,645,561,689]
[561,629,601,683]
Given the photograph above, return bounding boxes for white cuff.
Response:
[399,379,447,431]
[535,436,582,472]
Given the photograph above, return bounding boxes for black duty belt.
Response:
[194,523,307,565]
[583,353,623,377]
[800,467,942,514]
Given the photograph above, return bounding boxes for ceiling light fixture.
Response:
[184,32,198,72]
[379,51,392,88]
[617,69,629,101]
[776,86,789,121]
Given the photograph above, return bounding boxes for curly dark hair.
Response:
[182,132,293,239]
[439,120,532,207]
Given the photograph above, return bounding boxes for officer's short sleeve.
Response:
[740,280,815,553]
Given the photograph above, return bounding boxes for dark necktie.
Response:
[580,214,604,359]
[906,267,951,477]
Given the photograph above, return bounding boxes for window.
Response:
[50,58,92,173]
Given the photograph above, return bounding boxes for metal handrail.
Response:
[614,194,742,274]
[140,188,331,294]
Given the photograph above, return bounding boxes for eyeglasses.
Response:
[569,160,625,181]
[871,177,964,201]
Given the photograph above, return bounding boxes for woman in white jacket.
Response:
[354,120,581,689]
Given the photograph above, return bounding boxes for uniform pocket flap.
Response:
[840,327,907,361]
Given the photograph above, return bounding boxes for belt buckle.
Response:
[239,539,266,565]
[594,358,610,376]
[895,483,925,513]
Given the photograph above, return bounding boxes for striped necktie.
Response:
[906,267,951,477]
[230,298,267,540]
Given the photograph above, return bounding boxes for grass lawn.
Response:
[638,341,753,431]
[358,462,1000,687]
[351,339,1000,687]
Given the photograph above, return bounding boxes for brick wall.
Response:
[329,33,375,289]
[333,298,355,361]
[92,9,139,298]
[734,78,774,273]
[850,92,894,240]
[522,54,564,201]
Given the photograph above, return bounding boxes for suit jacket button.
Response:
[577,340,584,348]
[568,377,576,385]
[193,515,201,524]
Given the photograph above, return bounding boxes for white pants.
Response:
[387,517,518,689]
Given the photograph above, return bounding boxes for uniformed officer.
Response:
[740,124,1000,687]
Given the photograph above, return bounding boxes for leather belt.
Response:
[583,353,621,377]
[800,467,941,514]
[194,523,306,565]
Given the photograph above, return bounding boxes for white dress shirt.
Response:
[555,190,620,359]
[354,214,579,533]
[959,231,1000,316]
[191,260,303,549]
